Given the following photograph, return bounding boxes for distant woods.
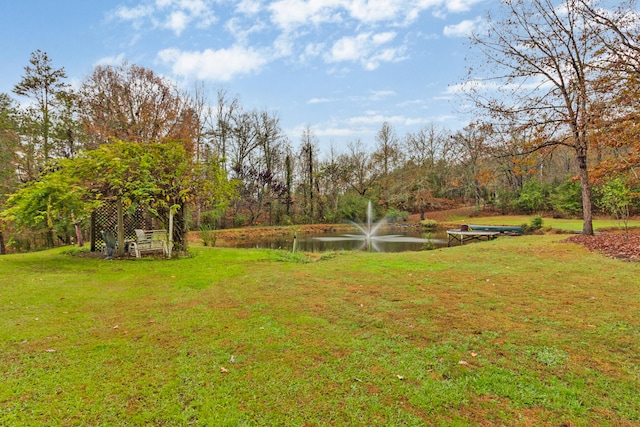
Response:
[2,0,640,252]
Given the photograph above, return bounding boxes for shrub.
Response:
[199,225,217,247]
[550,179,582,217]
[386,208,409,223]
[420,219,438,230]
[272,250,313,263]
[529,215,544,231]
[513,178,549,213]
[521,215,544,233]
[596,178,632,231]
[337,194,370,221]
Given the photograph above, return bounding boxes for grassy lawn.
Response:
[436,213,640,232]
[1,234,639,426]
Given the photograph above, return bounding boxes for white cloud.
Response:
[268,0,479,31]
[155,0,208,14]
[115,4,154,20]
[156,0,173,8]
[299,42,325,62]
[348,113,408,125]
[273,33,295,57]
[313,126,365,137]
[397,99,425,107]
[284,123,351,141]
[94,53,127,66]
[165,10,190,35]
[446,78,485,94]
[113,0,215,35]
[268,0,344,31]
[364,47,405,70]
[308,97,334,104]
[157,46,270,81]
[372,31,396,44]
[225,17,266,43]
[110,0,477,83]
[180,0,210,15]
[346,0,404,23]
[443,17,482,37]
[328,33,371,62]
[325,31,403,69]
[307,90,394,105]
[341,109,438,127]
[429,113,457,123]
[237,0,263,15]
[370,90,396,100]
[444,0,483,13]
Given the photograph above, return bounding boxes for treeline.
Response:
[3,0,640,252]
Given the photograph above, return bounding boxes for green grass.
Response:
[1,235,640,426]
[441,214,640,232]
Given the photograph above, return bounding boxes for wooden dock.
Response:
[466,224,524,234]
[446,229,500,246]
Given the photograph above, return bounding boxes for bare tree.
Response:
[316,143,347,222]
[206,89,240,170]
[451,123,495,209]
[578,0,640,181]
[373,122,401,176]
[299,126,318,223]
[466,0,605,234]
[339,139,380,197]
[190,82,210,164]
[229,110,261,177]
[226,108,287,225]
[255,110,288,225]
[580,0,640,74]
[404,123,443,168]
[404,124,455,200]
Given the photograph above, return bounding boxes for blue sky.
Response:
[1,0,488,153]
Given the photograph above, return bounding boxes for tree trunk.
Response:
[0,231,6,254]
[75,223,84,247]
[308,146,314,224]
[90,211,96,252]
[117,198,125,256]
[168,208,174,259]
[577,152,594,235]
[162,204,186,254]
[46,228,54,248]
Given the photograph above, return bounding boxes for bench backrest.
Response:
[136,229,167,244]
[152,230,167,241]
[135,229,151,243]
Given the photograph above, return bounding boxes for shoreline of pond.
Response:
[189,222,455,251]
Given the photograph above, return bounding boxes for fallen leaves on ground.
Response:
[564,230,640,262]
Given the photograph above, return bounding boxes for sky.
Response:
[0,0,489,154]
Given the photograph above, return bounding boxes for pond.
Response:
[218,227,450,253]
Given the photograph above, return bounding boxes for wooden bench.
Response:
[129,229,168,258]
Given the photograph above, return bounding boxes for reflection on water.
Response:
[220,229,449,253]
